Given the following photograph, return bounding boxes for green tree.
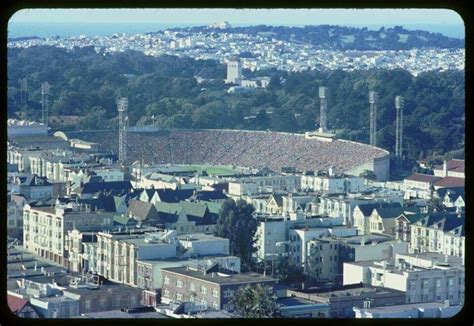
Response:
[232,284,280,318]
[215,199,258,271]
[273,255,304,284]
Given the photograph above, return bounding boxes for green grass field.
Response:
[185,164,238,176]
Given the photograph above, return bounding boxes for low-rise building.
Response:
[62,280,144,314]
[161,266,276,311]
[343,252,464,305]
[353,301,461,318]
[301,174,365,194]
[286,285,406,318]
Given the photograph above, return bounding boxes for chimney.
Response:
[443,160,448,177]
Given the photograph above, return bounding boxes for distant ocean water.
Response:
[7,22,465,39]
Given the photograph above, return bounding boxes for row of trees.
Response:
[8,46,464,161]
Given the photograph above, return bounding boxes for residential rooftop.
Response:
[162,266,276,285]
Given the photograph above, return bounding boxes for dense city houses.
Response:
[6,19,464,319]
[6,111,464,319]
[8,23,464,76]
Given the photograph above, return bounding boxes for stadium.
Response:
[64,129,390,181]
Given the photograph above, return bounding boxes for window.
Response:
[201,285,207,294]
[164,276,170,285]
[448,278,454,287]
[212,302,219,310]
[212,288,219,298]
[163,289,170,297]
[176,293,183,301]
[190,282,195,291]
[176,279,183,288]
[224,289,234,298]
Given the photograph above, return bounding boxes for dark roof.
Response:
[434,177,464,189]
[211,183,228,193]
[405,173,442,184]
[356,202,402,217]
[76,180,132,196]
[157,189,194,203]
[435,187,465,200]
[192,190,228,202]
[373,206,405,219]
[20,174,52,187]
[397,213,424,224]
[127,200,160,222]
[270,194,284,206]
[415,212,465,236]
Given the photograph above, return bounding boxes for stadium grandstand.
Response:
[64,129,390,181]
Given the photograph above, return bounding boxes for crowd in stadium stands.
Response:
[72,129,388,173]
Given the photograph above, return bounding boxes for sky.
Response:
[9,8,464,26]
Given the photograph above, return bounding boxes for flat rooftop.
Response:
[177,233,226,242]
[278,297,327,307]
[162,267,276,285]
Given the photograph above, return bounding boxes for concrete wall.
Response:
[343,263,368,285]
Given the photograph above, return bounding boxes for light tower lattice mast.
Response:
[395,95,404,158]
[319,86,328,133]
[41,82,50,126]
[369,91,378,146]
[117,97,128,164]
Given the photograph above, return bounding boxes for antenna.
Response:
[41,82,50,127]
[318,86,328,133]
[369,91,378,146]
[117,97,128,165]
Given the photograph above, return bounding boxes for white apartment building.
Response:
[23,203,114,265]
[228,174,300,197]
[301,175,365,194]
[343,252,464,305]
[255,215,345,262]
[410,213,465,259]
[289,226,358,267]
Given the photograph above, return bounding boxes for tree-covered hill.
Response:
[8,46,464,160]
[176,24,464,50]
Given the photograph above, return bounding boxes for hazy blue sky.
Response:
[10,8,464,26]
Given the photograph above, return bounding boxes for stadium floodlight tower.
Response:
[117,97,128,165]
[318,86,328,133]
[395,95,404,159]
[369,91,378,147]
[41,82,50,127]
